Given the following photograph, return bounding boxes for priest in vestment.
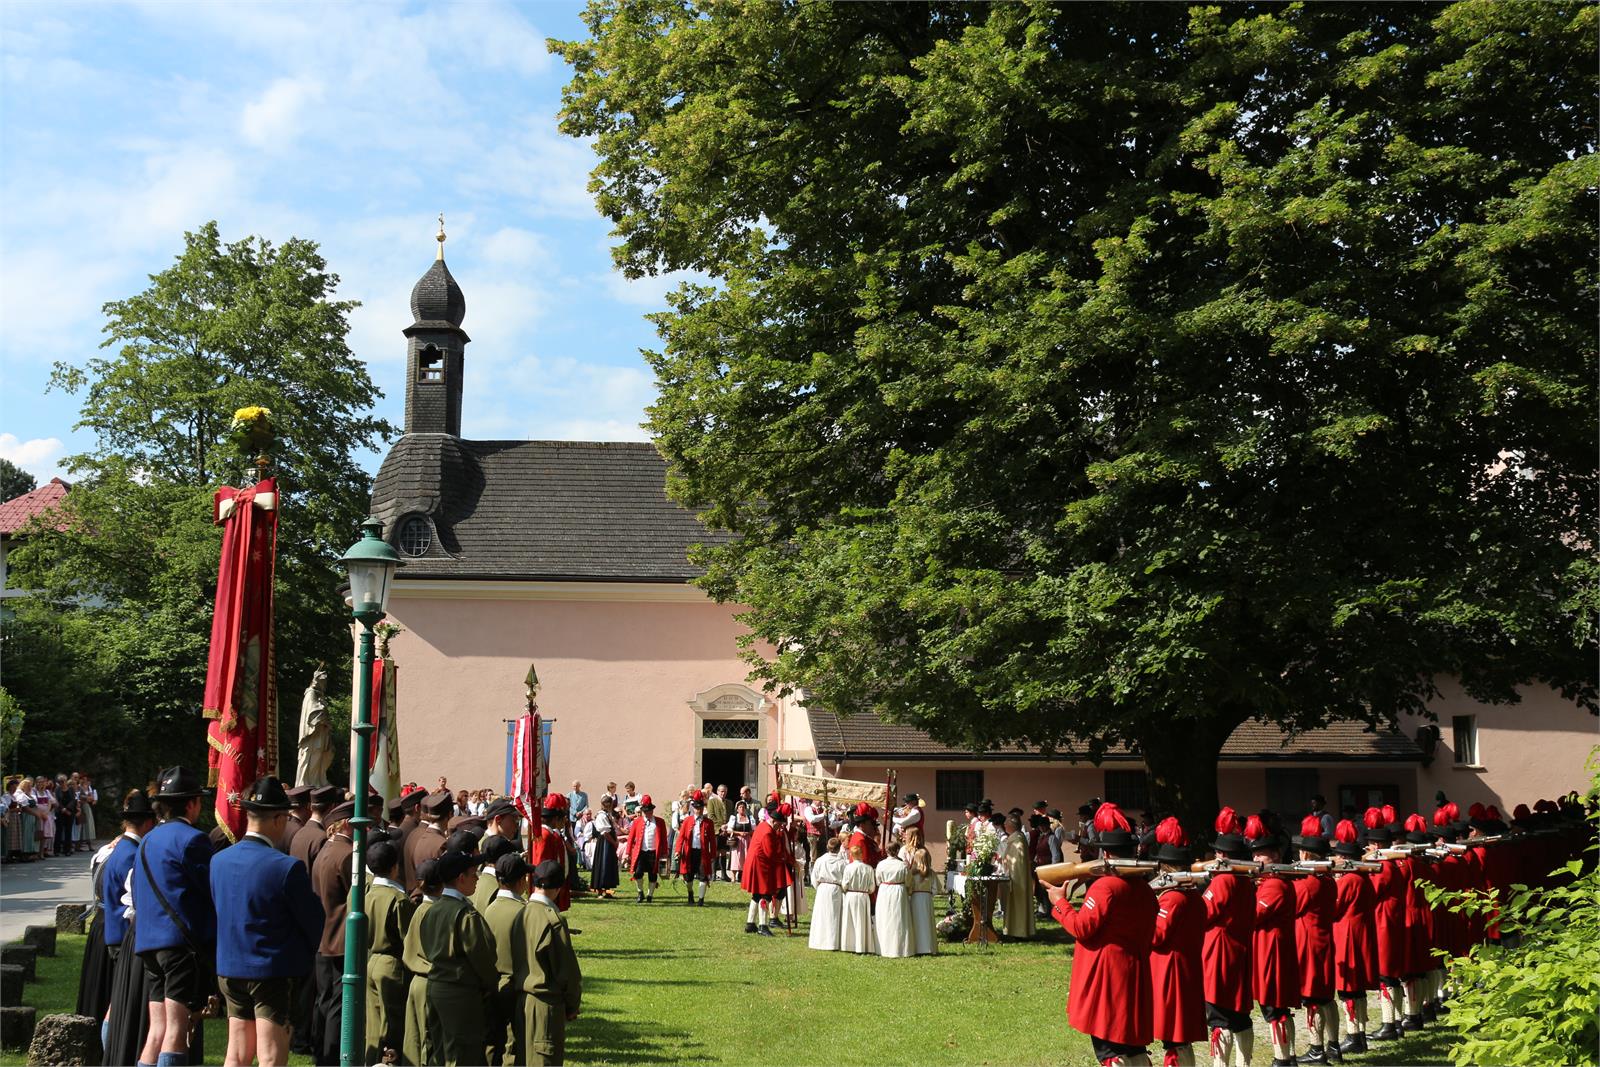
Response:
[1002,814,1037,939]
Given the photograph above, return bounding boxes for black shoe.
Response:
[744,922,757,933]
[1422,1002,1438,1023]
[1338,1033,1368,1055]
[635,892,645,903]
[1372,1024,1400,1041]
[1271,1059,1296,1066]
[1302,1045,1328,1064]
[756,925,775,937]
[697,897,705,906]
[1402,1014,1425,1032]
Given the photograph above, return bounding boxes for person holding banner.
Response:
[530,794,574,912]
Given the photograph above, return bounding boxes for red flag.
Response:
[511,712,542,833]
[203,478,279,842]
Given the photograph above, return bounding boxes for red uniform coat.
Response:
[528,824,571,911]
[847,829,884,867]
[1460,848,1489,946]
[1054,876,1157,1046]
[1293,875,1336,1003]
[1151,886,1206,1044]
[1425,855,1468,959]
[1201,872,1254,1013]
[1332,872,1378,993]
[1252,876,1299,1009]
[1370,857,1408,977]
[625,816,669,868]
[674,815,717,878]
[1402,856,1433,975]
[740,820,795,897]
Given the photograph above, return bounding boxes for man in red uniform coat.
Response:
[847,803,884,867]
[625,795,669,903]
[1362,809,1406,1042]
[1201,808,1254,1067]
[1042,802,1156,1066]
[1398,814,1435,1032]
[529,792,573,911]
[1247,815,1300,1066]
[740,802,794,936]
[1149,818,1205,1067]
[1330,819,1378,1055]
[1291,816,1337,1064]
[674,792,717,906]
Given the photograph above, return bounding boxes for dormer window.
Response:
[397,515,432,557]
[418,345,443,382]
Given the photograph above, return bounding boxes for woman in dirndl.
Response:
[589,794,621,897]
[726,801,755,879]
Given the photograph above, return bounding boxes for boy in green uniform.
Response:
[364,840,415,1066]
[472,836,519,915]
[485,853,531,1066]
[420,849,499,1066]
[400,859,441,1067]
[522,859,583,1066]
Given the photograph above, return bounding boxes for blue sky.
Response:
[1,0,682,482]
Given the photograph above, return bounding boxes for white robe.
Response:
[839,859,877,954]
[807,852,846,951]
[901,848,938,956]
[874,856,912,958]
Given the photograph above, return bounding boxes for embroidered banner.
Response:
[777,772,887,806]
[368,656,401,807]
[203,477,279,842]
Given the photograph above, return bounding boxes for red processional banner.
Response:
[368,656,401,806]
[203,477,279,842]
[511,711,543,834]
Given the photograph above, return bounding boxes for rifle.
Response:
[1151,870,1212,890]
[1331,858,1382,873]
[1192,859,1263,876]
[1036,858,1159,885]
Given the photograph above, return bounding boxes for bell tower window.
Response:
[418,345,443,382]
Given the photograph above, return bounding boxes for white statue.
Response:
[295,663,333,787]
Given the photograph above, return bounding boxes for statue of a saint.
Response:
[295,663,333,787]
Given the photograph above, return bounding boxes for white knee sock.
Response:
[1229,1029,1252,1067]
[1379,983,1398,1024]
[1269,1015,1293,1061]
[746,900,759,923]
[1209,1027,1233,1067]
[1321,999,1339,1047]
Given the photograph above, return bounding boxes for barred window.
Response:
[702,718,759,740]
[935,770,984,811]
[397,516,431,557]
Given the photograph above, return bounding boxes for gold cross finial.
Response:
[436,213,446,260]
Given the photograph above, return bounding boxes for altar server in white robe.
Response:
[838,845,878,954]
[874,850,912,958]
[900,827,938,956]
[807,836,846,951]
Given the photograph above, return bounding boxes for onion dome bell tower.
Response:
[403,215,470,436]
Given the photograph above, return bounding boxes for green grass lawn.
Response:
[4,881,1456,1065]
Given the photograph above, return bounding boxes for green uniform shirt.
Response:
[367,881,416,957]
[470,865,499,915]
[520,895,582,1013]
[419,892,498,993]
[401,896,435,976]
[484,892,527,987]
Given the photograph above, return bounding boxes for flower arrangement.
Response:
[231,405,274,455]
[936,908,971,942]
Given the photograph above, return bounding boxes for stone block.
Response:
[54,904,87,935]
[0,967,22,1007]
[26,1012,100,1066]
[20,927,55,958]
[0,1006,36,1052]
[0,945,36,982]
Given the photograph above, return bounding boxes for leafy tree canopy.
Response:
[8,221,391,783]
[0,458,36,501]
[557,2,1597,830]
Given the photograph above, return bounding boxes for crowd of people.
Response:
[1042,795,1589,1067]
[63,762,1589,1067]
[2,771,99,860]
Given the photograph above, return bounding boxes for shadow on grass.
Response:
[567,1007,708,1065]
[1345,1022,1456,1067]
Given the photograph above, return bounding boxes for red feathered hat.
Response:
[1153,816,1191,864]
[1155,816,1186,847]
[1467,802,1487,821]
[639,794,655,809]
[1380,804,1397,827]
[768,791,781,804]
[1301,814,1323,837]
[776,802,794,818]
[854,802,878,821]
[1485,805,1502,821]
[691,789,706,803]
[541,792,568,813]
[1331,818,1362,856]
[1094,802,1131,834]
[1404,813,1427,833]
[1296,813,1329,854]
[1215,806,1241,836]
[1363,807,1384,830]
[1243,814,1266,840]
[1362,806,1392,845]
[1432,807,1453,828]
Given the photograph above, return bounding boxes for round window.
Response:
[398,516,432,557]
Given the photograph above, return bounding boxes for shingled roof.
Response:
[0,477,69,536]
[370,434,723,581]
[807,708,1424,763]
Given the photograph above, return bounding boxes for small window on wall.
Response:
[935,770,983,811]
[397,516,432,557]
[1452,715,1478,765]
[1105,770,1150,812]
[702,718,759,740]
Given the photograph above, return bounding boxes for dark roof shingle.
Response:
[807,709,1423,763]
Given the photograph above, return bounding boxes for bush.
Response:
[1427,748,1599,1067]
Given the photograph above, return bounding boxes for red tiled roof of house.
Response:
[0,477,70,535]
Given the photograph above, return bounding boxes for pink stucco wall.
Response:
[1407,683,1598,813]
[383,586,773,803]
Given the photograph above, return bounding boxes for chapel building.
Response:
[368,242,1595,859]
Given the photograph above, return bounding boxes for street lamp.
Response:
[336,517,402,1067]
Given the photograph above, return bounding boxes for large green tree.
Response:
[7,221,391,784]
[557,2,1597,833]
[0,458,36,501]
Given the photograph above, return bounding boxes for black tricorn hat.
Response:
[1330,837,1363,858]
[1212,832,1250,859]
[154,766,209,801]
[120,789,155,820]
[1294,833,1329,856]
[242,776,292,813]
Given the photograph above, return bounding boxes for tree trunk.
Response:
[1138,712,1240,849]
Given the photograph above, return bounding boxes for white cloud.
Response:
[0,434,66,481]
[240,77,323,148]
[602,267,702,309]
[541,417,650,442]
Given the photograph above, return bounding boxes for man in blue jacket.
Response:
[99,789,157,1049]
[210,776,324,1067]
[133,766,216,1067]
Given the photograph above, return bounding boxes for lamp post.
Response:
[337,517,402,1067]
